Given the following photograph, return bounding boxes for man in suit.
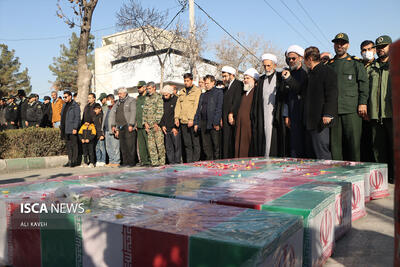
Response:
[303,46,338,159]
[221,66,243,159]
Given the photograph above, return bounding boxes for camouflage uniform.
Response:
[143,92,165,166]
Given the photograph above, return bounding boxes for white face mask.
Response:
[362,50,374,61]
[106,100,112,106]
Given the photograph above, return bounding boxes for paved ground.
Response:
[0,166,395,266]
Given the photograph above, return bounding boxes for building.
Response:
[94,27,219,97]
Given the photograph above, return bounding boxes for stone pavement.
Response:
[0,166,394,266]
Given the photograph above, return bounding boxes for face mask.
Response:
[106,100,112,106]
[362,51,374,61]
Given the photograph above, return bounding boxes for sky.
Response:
[0,0,399,97]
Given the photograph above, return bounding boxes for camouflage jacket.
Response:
[143,92,164,126]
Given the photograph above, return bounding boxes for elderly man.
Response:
[143,82,165,166]
[51,91,64,128]
[221,66,243,159]
[303,47,338,159]
[282,45,308,158]
[368,35,394,182]
[235,68,259,157]
[160,85,181,164]
[329,33,369,161]
[250,53,287,157]
[110,87,137,167]
[194,75,223,160]
[102,94,120,167]
[174,73,201,163]
[60,91,81,167]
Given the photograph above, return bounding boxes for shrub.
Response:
[0,128,67,159]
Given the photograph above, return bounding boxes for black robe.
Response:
[249,71,288,157]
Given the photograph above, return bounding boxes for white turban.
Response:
[160,85,174,95]
[261,53,278,64]
[244,68,260,80]
[221,66,236,75]
[286,45,304,57]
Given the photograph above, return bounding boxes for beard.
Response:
[243,83,254,92]
[335,48,347,57]
[289,61,301,71]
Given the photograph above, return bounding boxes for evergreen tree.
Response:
[49,32,94,92]
[0,44,32,97]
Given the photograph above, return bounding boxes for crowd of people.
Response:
[0,33,394,181]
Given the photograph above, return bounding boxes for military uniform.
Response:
[26,99,43,127]
[329,33,369,161]
[5,100,19,129]
[143,92,165,166]
[136,93,150,166]
[368,35,393,180]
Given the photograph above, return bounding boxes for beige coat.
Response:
[174,86,201,124]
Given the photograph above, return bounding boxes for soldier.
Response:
[5,96,19,129]
[41,96,53,127]
[328,33,369,161]
[143,82,165,166]
[360,40,376,69]
[25,94,43,127]
[135,80,151,166]
[16,89,28,128]
[368,35,393,182]
[359,40,376,162]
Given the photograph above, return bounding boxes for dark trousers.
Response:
[289,121,306,158]
[331,112,362,161]
[6,123,17,130]
[66,134,79,164]
[360,119,374,162]
[165,130,182,164]
[82,141,95,164]
[181,124,200,163]
[200,121,220,160]
[27,121,37,127]
[371,119,394,181]
[137,128,150,165]
[119,126,137,166]
[306,127,331,160]
[222,123,235,159]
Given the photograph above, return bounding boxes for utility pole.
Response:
[188,0,198,81]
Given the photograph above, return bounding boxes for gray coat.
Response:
[110,96,136,128]
[102,106,113,132]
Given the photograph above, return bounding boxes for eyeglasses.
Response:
[63,96,68,99]
[288,57,298,61]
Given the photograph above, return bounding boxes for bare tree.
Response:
[213,33,284,76]
[56,0,98,110]
[115,0,186,90]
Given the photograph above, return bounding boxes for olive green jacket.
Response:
[329,54,369,114]
[368,60,392,120]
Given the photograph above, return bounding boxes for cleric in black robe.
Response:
[221,66,243,159]
[249,53,288,157]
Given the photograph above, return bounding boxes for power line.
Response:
[194,2,259,60]
[295,0,331,45]
[260,0,308,44]
[278,0,329,51]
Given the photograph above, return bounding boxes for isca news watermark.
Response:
[20,202,86,214]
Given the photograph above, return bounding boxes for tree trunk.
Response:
[76,0,98,114]
[160,64,165,92]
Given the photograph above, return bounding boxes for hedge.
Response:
[0,128,67,159]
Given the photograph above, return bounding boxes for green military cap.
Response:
[332,33,349,43]
[137,80,146,87]
[374,35,392,47]
[28,93,36,99]
[98,92,107,101]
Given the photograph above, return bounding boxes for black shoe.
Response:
[63,162,71,167]
[70,162,78,168]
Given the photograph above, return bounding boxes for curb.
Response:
[0,155,68,174]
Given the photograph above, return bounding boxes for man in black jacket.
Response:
[303,46,338,159]
[82,93,96,124]
[5,96,19,129]
[194,75,224,160]
[25,94,43,127]
[40,96,53,127]
[160,85,181,164]
[221,66,243,159]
